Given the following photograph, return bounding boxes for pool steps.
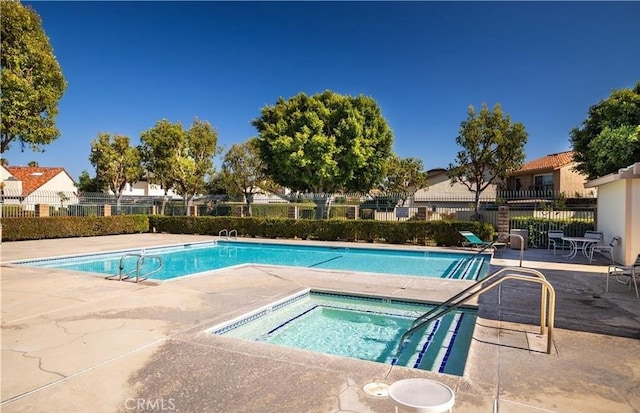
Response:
[395,266,556,356]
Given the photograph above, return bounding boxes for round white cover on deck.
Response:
[388,378,455,413]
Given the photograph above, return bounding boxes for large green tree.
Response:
[0,0,67,155]
[172,119,220,215]
[381,155,429,206]
[448,103,528,217]
[570,82,640,179]
[89,133,142,210]
[252,90,394,218]
[139,119,186,214]
[220,138,273,217]
[76,170,99,192]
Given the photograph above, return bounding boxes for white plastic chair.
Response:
[606,253,640,298]
[547,230,565,255]
[589,236,620,264]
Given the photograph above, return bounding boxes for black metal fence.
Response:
[1,190,596,248]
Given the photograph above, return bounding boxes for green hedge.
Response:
[1,215,149,241]
[148,216,495,246]
[2,215,495,247]
[510,216,594,247]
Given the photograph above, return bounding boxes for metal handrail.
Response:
[106,253,163,283]
[410,267,546,329]
[218,228,238,240]
[397,267,555,356]
[500,233,525,267]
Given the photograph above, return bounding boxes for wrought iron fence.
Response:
[1,189,596,247]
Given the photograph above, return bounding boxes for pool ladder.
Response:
[106,252,163,283]
[219,228,238,240]
[395,267,556,357]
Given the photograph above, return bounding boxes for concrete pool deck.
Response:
[1,234,639,413]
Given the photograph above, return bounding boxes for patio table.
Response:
[561,237,601,260]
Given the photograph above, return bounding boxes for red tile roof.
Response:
[5,166,70,196]
[514,151,576,174]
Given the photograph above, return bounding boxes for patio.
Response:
[1,234,639,412]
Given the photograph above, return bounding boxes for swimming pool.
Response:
[11,240,490,281]
[208,290,476,375]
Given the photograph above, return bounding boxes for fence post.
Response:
[98,205,111,217]
[234,205,244,217]
[288,205,298,220]
[346,205,358,220]
[416,207,427,220]
[35,204,49,217]
[189,205,198,217]
[498,206,509,236]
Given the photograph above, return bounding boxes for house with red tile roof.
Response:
[1,165,78,210]
[505,151,591,196]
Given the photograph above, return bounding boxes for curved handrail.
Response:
[107,253,163,283]
[411,267,546,329]
[132,255,162,283]
[499,233,525,267]
[396,268,555,358]
[218,228,238,241]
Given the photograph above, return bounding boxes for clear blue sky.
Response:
[7,1,640,181]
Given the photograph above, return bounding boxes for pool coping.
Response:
[2,234,639,413]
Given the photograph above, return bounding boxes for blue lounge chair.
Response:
[459,231,506,250]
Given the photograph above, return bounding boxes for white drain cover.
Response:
[363,382,390,397]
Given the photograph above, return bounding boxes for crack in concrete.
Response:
[11,349,66,379]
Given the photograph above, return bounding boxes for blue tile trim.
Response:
[266,305,319,335]
[311,291,432,309]
[413,319,441,368]
[211,291,310,335]
[438,313,464,373]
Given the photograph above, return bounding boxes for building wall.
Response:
[121,181,181,198]
[558,164,589,196]
[625,178,640,265]
[24,172,79,210]
[412,172,497,202]
[596,180,628,264]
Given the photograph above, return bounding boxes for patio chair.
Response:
[584,230,603,242]
[589,236,620,264]
[459,231,506,251]
[606,253,640,298]
[547,230,566,255]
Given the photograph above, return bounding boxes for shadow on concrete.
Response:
[481,247,640,339]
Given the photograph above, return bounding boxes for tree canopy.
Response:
[570,82,640,179]
[76,170,99,192]
[448,103,528,216]
[89,133,142,206]
[381,155,428,206]
[220,138,273,217]
[139,119,186,214]
[252,90,393,217]
[0,0,67,155]
[171,119,220,215]
[138,118,219,215]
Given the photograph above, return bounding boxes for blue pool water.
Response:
[12,240,490,281]
[210,291,476,375]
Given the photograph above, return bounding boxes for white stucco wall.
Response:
[24,172,79,210]
[588,163,640,266]
[625,178,640,265]
[595,180,627,264]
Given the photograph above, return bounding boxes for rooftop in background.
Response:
[2,166,73,196]
[515,151,576,174]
